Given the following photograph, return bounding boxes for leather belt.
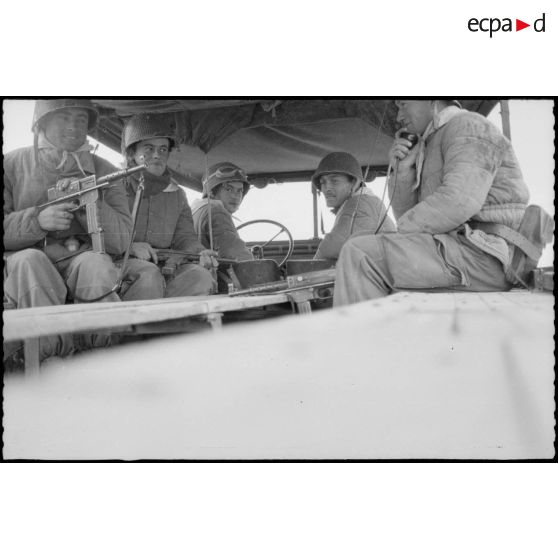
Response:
[468,221,542,262]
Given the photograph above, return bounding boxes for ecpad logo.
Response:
[468,13,546,37]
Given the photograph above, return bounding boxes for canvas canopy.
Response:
[91,99,498,191]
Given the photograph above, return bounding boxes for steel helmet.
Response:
[311,152,364,191]
[202,162,250,198]
[32,99,99,133]
[121,113,176,153]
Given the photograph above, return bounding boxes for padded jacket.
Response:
[315,187,396,260]
[389,108,529,266]
[126,179,206,253]
[4,146,133,256]
[191,199,253,261]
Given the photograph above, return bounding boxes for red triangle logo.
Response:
[516,19,530,31]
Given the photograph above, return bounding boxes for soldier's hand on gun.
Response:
[37,202,77,231]
[130,242,159,263]
[198,249,219,271]
[389,130,419,172]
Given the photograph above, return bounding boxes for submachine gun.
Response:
[155,249,238,277]
[228,268,337,314]
[37,164,148,253]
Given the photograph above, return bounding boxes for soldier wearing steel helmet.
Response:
[312,152,395,261]
[120,113,218,299]
[191,162,254,261]
[3,99,134,364]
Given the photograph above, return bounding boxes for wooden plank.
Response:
[4,292,290,317]
[4,294,223,316]
[3,293,290,342]
[451,291,554,337]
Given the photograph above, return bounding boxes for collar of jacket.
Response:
[191,197,225,215]
[37,132,95,175]
[423,105,465,141]
[331,185,367,216]
[164,179,180,192]
[190,198,242,223]
[128,170,178,197]
[412,106,466,191]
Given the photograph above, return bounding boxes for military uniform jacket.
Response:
[389,108,530,267]
[126,179,205,254]
[315,187,396,261]
[191,198,253,261]
[4,146,133,256]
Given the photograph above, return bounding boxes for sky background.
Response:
[3,99,554,264]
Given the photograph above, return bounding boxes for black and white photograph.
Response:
[2,97,554,460]
[1,2,556,556]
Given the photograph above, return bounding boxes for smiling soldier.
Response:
[3,99,133,365]
[312,152,395,261]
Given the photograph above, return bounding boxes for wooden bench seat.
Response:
[3,293,291,375]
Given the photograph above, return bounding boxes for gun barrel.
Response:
[156,249,237,266]
[229,268,336,297]
[229,279,289,297]
[37,163,148,210]
[96,163,148,187]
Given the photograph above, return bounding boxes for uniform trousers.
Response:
[4,249,119,360]
[333,231,511,306]
[120,258,216,301]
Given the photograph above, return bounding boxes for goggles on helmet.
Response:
[204,165,248,185]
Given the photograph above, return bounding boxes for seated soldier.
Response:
[120,113,218,300]
[312,152,396,261]
[3,99,134,364]
[191,162,254,261]
[334,100,534,306]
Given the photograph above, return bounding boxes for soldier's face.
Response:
[213,181,245,214]
[133,138,170,176]
[396,101,433,135]
[319,173,355,210]
[43,108,89,151]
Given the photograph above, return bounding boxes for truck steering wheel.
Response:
[236,219,294,267]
